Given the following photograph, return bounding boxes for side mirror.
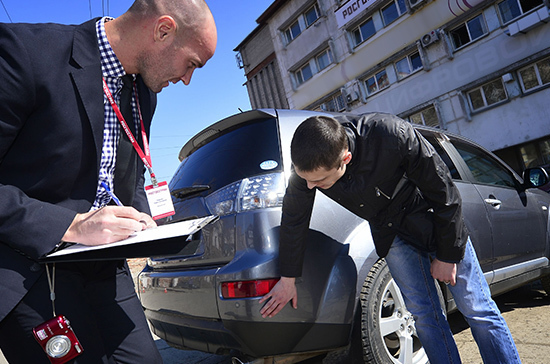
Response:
[523,167,549,189]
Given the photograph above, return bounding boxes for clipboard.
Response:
[40,215,218,263]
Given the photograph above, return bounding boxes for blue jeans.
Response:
[385,236,521,364]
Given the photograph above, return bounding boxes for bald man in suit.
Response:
[0,1,216,362]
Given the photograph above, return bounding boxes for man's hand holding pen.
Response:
[61,206,156,246]
[61,182,156,246]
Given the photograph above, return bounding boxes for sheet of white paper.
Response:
[46,216,216,258]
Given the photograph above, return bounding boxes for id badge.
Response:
[145,181,175,220]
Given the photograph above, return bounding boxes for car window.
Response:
[170,118,282,194]
[422,134,461,180]
[451,139,517,188]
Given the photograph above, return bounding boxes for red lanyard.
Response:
[102,77,158,185]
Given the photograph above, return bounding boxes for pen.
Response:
[100,181,123,206]
[100,182,149,227]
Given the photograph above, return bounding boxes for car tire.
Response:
[355,259,444,364]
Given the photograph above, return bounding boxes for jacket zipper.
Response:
[375,187,391,199]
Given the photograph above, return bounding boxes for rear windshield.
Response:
[169,118,282,194]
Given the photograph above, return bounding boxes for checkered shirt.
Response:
[91,17,139,210]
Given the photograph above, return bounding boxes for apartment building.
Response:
[234,0,550,173]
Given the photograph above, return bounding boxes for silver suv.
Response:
[138,109,550,364]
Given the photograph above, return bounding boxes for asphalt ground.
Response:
[1,261,548,364]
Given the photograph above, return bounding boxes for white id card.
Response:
[145,181,175,220]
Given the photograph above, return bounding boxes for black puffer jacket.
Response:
[279,113,468,277]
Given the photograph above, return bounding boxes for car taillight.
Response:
[239,173,284,211]
[221,278,280,299]
[204,180,241,216]
[205,172,284,217]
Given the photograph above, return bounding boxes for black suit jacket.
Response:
[0,19,157,321]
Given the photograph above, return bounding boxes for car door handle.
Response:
[484,198,502,209]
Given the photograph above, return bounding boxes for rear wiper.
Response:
[171,185,210,199]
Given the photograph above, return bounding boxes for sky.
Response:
[0,0,274,183]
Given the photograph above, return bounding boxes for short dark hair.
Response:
[291,116,348,172]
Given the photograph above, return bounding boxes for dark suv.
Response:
[138,109,550,364]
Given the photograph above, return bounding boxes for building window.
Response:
[294,48,334,86]
[467,78,508,111]
[364,69,390,95]
[351,18,376,47]
[295,63,313,85]
[518,56,550,92]
[409,105,440,128]
[316,49,332,71]
[450,14,487,49]
[382,0,408,26]
[316,93,346,112]
[284,20,302,44]
[282,3,320,45]
[395,51,423,80]
[304,4,320,27]
[519,138,550,168]
[497,0,544,23]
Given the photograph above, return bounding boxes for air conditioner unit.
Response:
[408,0,427,9]
[346,91,359,104]
[421,30,439,47]
[343,84,360,104]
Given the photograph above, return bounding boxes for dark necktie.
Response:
[114,75,137,205]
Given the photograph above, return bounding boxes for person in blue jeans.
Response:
[260,113,520,363]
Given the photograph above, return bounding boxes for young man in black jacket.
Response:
[260,114,520,363]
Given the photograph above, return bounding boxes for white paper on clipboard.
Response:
[44,215,217,259]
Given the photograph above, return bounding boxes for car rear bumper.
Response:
[145,308,351,357]
[146,309,239,355]
[138,209,358,357]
